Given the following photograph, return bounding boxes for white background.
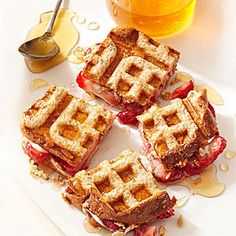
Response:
[0,0,236,235]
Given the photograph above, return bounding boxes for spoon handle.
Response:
[45,0,63,34]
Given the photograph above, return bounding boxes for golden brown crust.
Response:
[63,150,175,226]
[183,89,218,141]
[137,90,218,168]
[83,27,180,106]
[21,85,115,169]
[87,191,175,226]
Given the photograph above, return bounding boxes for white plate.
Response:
[1,4,236,236]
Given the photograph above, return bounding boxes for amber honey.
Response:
[25,9,78,73]
[106,0,196,38]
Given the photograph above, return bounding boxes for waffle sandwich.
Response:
[137,89,226,182]
[21,85,115,178]
[63,150,176,233]
[77,27,180,110]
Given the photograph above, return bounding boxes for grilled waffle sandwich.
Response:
[63,150,176,233]
[21,85,115,178]
[77,27,180,109]
[137,89,226,182]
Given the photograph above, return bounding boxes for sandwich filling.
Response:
[21,85,115,179]
[76,27,180,125]
[137,88,227,182]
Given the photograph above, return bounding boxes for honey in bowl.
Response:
[106,0,196,38]
[25,9,79,73]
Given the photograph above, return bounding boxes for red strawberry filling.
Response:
[53,156,79,177]
[65,186,74,194]
[76,71,120,107]
[117,110,138,125]
[184,135,226,176]
[170,81,216,118]
[117,102,145,125]
[25,142,78,177]
[101,219,122,232]
[134,225,157,236]
[152,135,227,183]
[157,208,175,220]
[170,80,194,99]
[208,102,216,118]
[25,142,51,164]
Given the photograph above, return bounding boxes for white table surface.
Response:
[0,0,236,235]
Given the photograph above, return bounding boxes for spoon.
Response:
[18,0,63,61]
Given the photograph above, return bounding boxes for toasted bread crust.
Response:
[86,192,175,226]
[21,85,115,170]
[138,90,218,169]
[63,150,175,227]
[82,27,180,106]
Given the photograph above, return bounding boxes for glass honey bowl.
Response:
[106,0,196,39]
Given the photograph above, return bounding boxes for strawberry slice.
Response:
[170,81,194,99]
[76,71,86,89]
[85,47,92,55]
[184,135,226,175]
[76,71,120,107]
[25,142,51,164]
[208,102,216,118]
[152,136,226,182]
[102,219,122,232]
[65,187,74,194]
[117,110,138,125]
[117,103,144,125]
[53,156,78,176]
[134,225,157,236]
[122,102,144,116]
[151,158,184,183]
[157,208,175,219]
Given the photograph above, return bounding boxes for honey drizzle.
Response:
[25,9,79,73]
[175,193,192,208]
[177,165,225,197]
[225,150,236,159]
[29,79,48,92]
[220,162,229,172]
[175,71,193,83]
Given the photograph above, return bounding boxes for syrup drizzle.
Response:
[29,79,48,92]
[225,150,236,159]
[175,193,192,208]
[220,162,229,172]
[176,71,193,83]
[25,9,79,73]
[177,165,225,197]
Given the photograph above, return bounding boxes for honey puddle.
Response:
[176,71,193,83]
[196,84,224,105]
[225,150,236,159]
[25,9,79,73]
[177,165,225,197]
[29,79,48,92]
[83,218,101,233]
[175,193,192,208]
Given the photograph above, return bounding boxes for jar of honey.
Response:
[106,0,196,38]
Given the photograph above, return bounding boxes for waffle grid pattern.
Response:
[74,150,162,211]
